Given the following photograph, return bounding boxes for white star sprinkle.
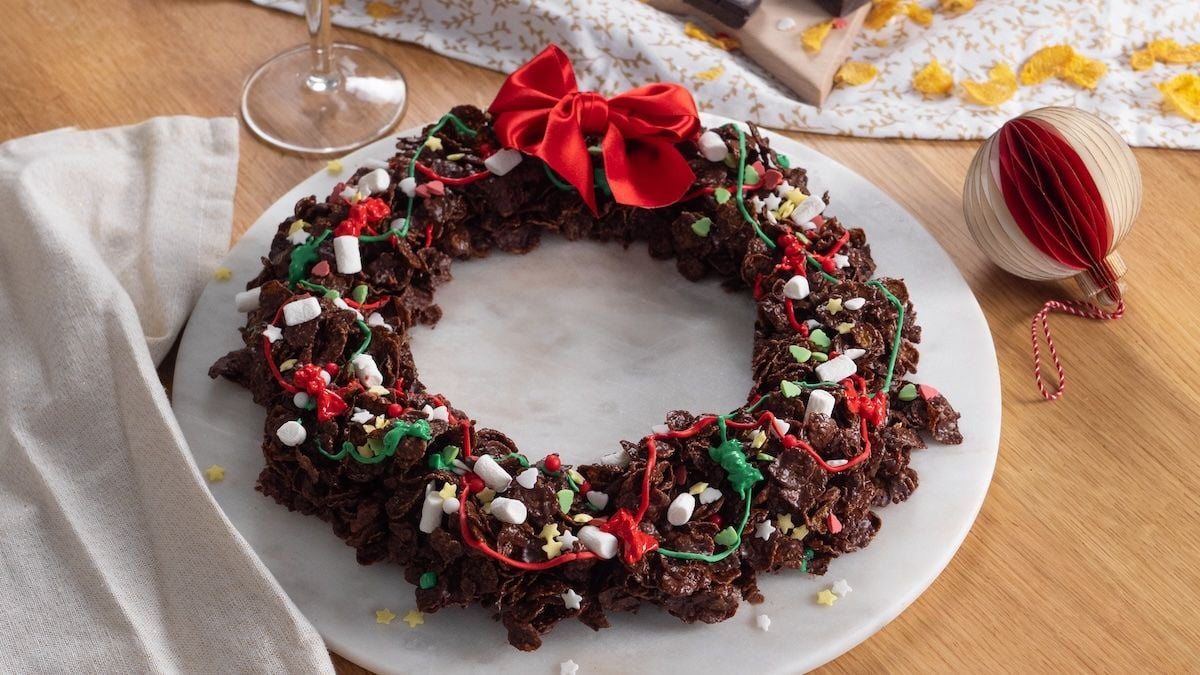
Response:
[763,194,783,212]
[755,519,776,541]
[286,229,310,245]
[350,409,373,424]
[775,181,793,198]
[756,614,771,632]
[262,325,282,343]
[556,529,579,551]
[560,660,580,675]
[561,588,582,610]
[832,579,852,597]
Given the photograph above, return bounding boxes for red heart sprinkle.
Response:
[311,260,330,277]
[918,384,940,400]
[763,169,783,190]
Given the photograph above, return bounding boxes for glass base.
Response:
[241,43,407,156]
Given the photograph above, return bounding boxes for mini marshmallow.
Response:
[283,297,322,326]
[473,454,512,492]
[816,354,857,383]
[804,389,836,422]
[428,406,450,423]
[358,167,391,194]
[600,451,630,467]
[667,493,695,526]
[844,297,866,311]
[352,354,383,388]
[398,176,417,197]
[586,491,609,511]
[490,497,528,524]
[276,420,307,447]
[419,488,445,533]
[516,467,539,489]
[788,195,826,226]
[483,148,524,176]
[334,235,362,274]
[783,275,811,300]
[235,287,261,312]
[698,130,729,162]
[441,497,460,514]
[292,392,311,408]
[771,417,791,437]
[366,312,391,329]
[578,526,619,559]
[843,348,867,360]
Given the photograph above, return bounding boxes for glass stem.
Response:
[305,0,337,92]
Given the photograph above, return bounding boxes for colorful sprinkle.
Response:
[561,588,583,610]
[780,380,802,398]
[789,345,812,363]
[714,186,732,204]
[213,266,232,282]
[326,160,343,174]
[898,383,918,401]
[836,322,855,334]
[755,519,776,540]
[776,513,795,534]
[418,571,438,590]
[714,527,739,547]
[203,464,225,482]
[816,589,838,606]
[756,613,772,632]
[557,489,574,513]
[423,137,443,152]
[560,660,580,675]
[809,329,831,350]
[402,610,424,627]
[828,513,843,534]
[375,608,396,624]
[688,482,709,496]
[825,298,843,314]
[691,217,713,237]
[832,579,852,596]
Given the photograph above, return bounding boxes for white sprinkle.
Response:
[651,423,671,435]
[561,588,583,610]
[804,389,836,422]
[490,497,527,524]
[333,235,362,275]
[276,420,307,447]
[827,459,848,467]
[366,312,390,329]
[805,319,822,330]
[783,275,810,300]
[282,297,321,326]
[749,195,765,214]
[339,185,360,202]
[834,253,850,269]
[262,325,282,343]
[419,487,444,533]
[515,467,539,489]
[560,660,580,675]
[483,148,524,176]
[816,354,857,383]
[775,181,794,198]
[556,529,579,550]
[287,229,311,245]
[358,167,391,194]
[389,217,407,232]
[698,130,729,162]
[235,287,261,312]
[350,408,373,424]
[472,454,512,492]
[843,348,867,360]
[763,194,782,212]
[441,497,460,514]
[578,525,619,559]
[844,297,866,311]
[451,459,470,475]
[756,614,772,632]
[351,354,383,388]
[667,493,696,526]
[361,158,390,170]
[600,450,631,467]
[832,579,853,596]
[292,392,311,409]
[398,176,417,197]
[771,417,791,438]
[789,195,826,226]
[698,486,723,505]
[755,519,776,540]
[422,404,450,423]
[775,16,796,31]
[586,491,609,511]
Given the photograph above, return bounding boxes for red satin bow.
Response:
[488,45,701,214]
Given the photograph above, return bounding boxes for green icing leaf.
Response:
[351,284,369,303]
[789,345,812,363]
[809,329,831,350]
[780,380,802,398]
[691,217,712,237]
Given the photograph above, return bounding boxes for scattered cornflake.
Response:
[865,0,902,30]
[212,266,232,282]
[903,2,933,27]
[1061,53,1107,90]
[939,0,974,13]
[1020,44,1075,86]
[913,59,954,96]
[961,63,1018,107]
[375,608,396,625]
[1147,38,1200,64]
[365,1,399,19]
[801,20,834,53]
[684,21,740,51]
[696,65,725,81]
[832,579,853,596]
[756,613,772,632]
[816,589,838,606]
[402,609,424,628]
[1163,43,1200,65]
[560,660,580,675]
[1156,73,1200,122]
[1130,49,1155,71]
[203,464,225,482]
[834,62,879,87]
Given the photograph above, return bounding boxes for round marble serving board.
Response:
[173,115,1001,674]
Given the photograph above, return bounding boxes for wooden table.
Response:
[6,2,1197,672]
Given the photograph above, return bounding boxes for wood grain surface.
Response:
[5,2,1197,672]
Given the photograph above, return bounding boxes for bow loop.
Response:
[489,45,700,214]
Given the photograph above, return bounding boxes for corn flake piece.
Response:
[1156,73,1200,122]
[1148,38,1182,62]
[913,59,954,96]
[835,62,879,87]
[939,0,974,13]
[1163,43,1200,65]
[801,20,834,53]
[865,0,902,30]
[1020,45,1075,85]
[1130,49,1155,71]
[961,63,1018,106]
[684,22,740,51]
[1061,53,1108,90]
[696,65,725,81]
[904,2,933,27]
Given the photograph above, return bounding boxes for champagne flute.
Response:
[241,0,407,156]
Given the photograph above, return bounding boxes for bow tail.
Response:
[540,107,599,214]
[602,128,696,209]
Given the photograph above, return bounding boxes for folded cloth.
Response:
[253,0,1200,149]
[0,118,333,673]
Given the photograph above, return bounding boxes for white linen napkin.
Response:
[0,117,334,673]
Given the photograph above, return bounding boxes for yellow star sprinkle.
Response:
[203,464,226,482]
[213,266,232,282]
[777,513,795,534]
[913,60,954,97]
[572,513,593,523]
[278,359,297,372]
[326,160,343,175]
[402,610,424,628]
[777,201,796,220]
[786,189,807,204]
[362,424,376,434]
[801,20,833,53]
[437,483,457,500]
[791,525,809,540]
[287,220,308,235]
[751,430,767,449]
[424,137,443,152]
[816,589,838,606]
[539,523,561,541]
[696,65,725,81]
[688,482,709,496]
[375,608,396,625]
[826,298,843,315]
[476,488,496,505]
[836,322,856,334]
[542,539,564,559]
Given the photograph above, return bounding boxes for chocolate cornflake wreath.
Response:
[210,46,962,651]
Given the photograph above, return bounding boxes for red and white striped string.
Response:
[1030,297,1126,401]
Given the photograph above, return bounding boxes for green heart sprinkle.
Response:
[811,351,829,363]
[777,154,791,169]
[789,345,812,363]
[714,186,732,204]
[898,383,918,401]
[324,289,341,300]
[743,165,760,185]
[418,571,438,590]
[351,284,368,303]
[557,489,574,513]
[714,527,739,547]
[756,453,776,462]
[780,380,802,398]
[691,217,712,237]
[809,329,831,350]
